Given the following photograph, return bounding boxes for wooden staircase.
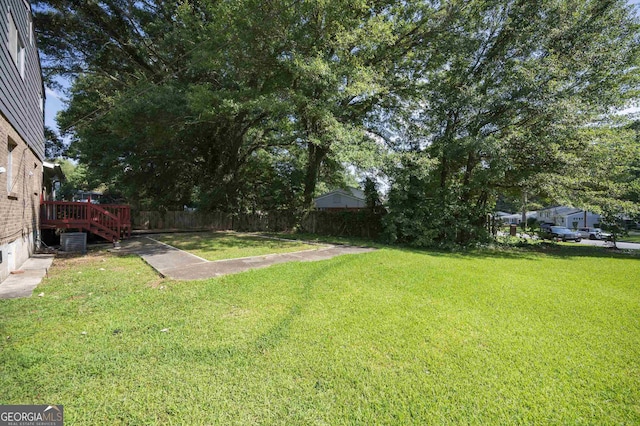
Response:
[41,201,131,241]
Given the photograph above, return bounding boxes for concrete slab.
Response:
[121,236,375,280]
[119,237,207,277]
[0,254,54,299]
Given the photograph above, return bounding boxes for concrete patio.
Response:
[119,236,375,280]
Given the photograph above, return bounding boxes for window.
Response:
[7,12,25,78]
[28,13,32,45]
[7,139,17,194]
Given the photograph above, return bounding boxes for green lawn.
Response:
[267,232,386,248]
[152,231,319,261]
[619,233,640,244]
[1,245,639,424]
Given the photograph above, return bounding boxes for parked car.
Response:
[599,229,613,241]
[539,226,582,242]
[539,222,555,232]
[577,227,611,240]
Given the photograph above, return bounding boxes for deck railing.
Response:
[41,201,131,241]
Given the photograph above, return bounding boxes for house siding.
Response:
[0,0,44,282]
[315,192,366,210]
[0,0,44,160]
[538,207,601,228]
[564,212,601,229]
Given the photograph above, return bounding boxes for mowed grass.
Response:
[1,245,639,424]
[620,233,640,244]
[152,231,318,261]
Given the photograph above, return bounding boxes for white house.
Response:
[314,188,366,211]
[538,206,601,228]
[498,211,537,225]
[42,161,64,201]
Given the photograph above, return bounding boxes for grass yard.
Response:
[619,233,640,244]
[1,244,639,424]
[152,231,318,261]
[268,232,385,248]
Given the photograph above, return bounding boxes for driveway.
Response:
[577,239,640,250]
[504,231,640,250]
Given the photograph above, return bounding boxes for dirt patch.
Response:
[222,305,251,318]
[67,294,87,301]
[52,252,110,270]
[147,278,166,289]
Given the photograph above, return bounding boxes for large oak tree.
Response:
[35,0,640,244]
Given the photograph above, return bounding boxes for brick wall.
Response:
[0,112,42,279]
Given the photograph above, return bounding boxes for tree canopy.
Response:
[34,0,640,244]
[381,0,640,245]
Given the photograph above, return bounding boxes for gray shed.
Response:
[314,188,366,211]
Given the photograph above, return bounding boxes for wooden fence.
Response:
[133,210,384,239]
[300,210,384,239]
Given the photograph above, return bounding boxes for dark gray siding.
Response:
[0,0,45,160]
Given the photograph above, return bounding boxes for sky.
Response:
[43,1,640,136]
[44,85,64,133]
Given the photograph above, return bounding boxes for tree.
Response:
[44,0,288,210]
[32,0,178,86]
[200,0,429,212]
[550,122,640,248]
[54,159,89,201]
[36,0,640,244]
[44,126,65,159]
[383,0,640,246]
[39,0,425,214]
[35,1,196,209]
[363,177,382,212]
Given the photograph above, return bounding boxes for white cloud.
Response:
[45,87,64,101]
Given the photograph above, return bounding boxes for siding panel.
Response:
[0,0,44,160]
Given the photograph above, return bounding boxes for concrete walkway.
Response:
[120,236,375,280]
[0,254,55,299]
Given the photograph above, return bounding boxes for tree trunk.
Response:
[302,143,327,211]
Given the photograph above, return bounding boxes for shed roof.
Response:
[538,206,582,217]
[314,187,366,203]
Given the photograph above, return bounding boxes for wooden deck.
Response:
[41,201,131,241]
